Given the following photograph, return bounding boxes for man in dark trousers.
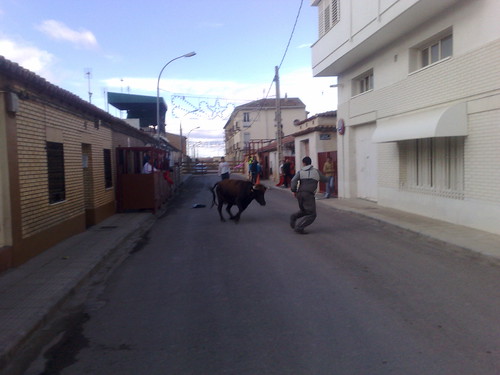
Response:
[290,156,329,234]
[281,159,292,187]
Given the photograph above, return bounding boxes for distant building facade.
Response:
[311,0,500,235]
[224,98,307,162]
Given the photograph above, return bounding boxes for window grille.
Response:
[46,141,66,203]
[402,137,464,199]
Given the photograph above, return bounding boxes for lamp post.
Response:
[186,126,200,160]
[180,109,200,162]
[191,141,202,159]
[156,51,196,137]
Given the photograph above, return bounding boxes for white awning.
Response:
[372,102,467,143]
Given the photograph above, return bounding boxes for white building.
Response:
[311,0,500,235]
[224,98,306,161]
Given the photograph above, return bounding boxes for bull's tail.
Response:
[210,182,219,208]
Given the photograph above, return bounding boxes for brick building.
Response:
[0,57,164,271]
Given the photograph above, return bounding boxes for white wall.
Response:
[316,0,500,234]
[354,124,378,201]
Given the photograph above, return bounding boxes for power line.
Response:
[278,0,304,69]
[242,0,305,129]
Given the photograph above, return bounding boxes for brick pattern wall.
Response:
[350,40,500,203]
[350,40,500,120]
[377,142,400,189]
[465,109,500,203]
[15,92,113,238]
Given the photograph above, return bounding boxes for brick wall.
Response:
[15,91,113,238]
[466,109,500,203]
[351,40,500,204]
[349,40,500,120]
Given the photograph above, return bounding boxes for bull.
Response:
[210,179,267,222]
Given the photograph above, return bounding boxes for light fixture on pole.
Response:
[186,126,200,159]
[180,109,200,162]
[156,51,196,137]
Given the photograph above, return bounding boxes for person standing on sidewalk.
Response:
[218,157,231,180]
[322,156,334,198]
[281,159,292,188]
[290,156,329,234]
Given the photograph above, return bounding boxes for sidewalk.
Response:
[269,182,500,262]
[1,177,499,374]
[315,195,500,261]
[0,212,157,375]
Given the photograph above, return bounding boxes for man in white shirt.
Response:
[218,157,230,180]
[142,155,157,174]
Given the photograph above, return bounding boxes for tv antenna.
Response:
[84,68,93,103]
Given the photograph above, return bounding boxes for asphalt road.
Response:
[36,175,500,375]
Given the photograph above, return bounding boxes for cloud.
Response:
[37,20,98,49]
[0,38,56,80]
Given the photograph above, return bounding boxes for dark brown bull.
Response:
[210,179,267,222]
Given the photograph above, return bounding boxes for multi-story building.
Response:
[311,0,500,235]
[224,98,306,161]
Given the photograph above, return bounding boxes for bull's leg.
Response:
[217,202,226,222]
[233,210,242,222]
[226,204,235,219]
[231,202,244,223]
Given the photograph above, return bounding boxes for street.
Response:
[34,175,499,375]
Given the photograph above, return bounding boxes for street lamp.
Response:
[186,126,200,159]
[180,109,200,162]
[156,51,196,136]
[191,141,202,159]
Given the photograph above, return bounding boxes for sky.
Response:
[0,0,338,157]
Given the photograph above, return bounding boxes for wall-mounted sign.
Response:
[337,118,345,135]
[320,134,331,140]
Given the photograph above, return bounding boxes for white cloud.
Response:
[37,20,98,49]
[279,67,338,115]
[0,38,56,80]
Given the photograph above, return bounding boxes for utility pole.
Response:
[275,66,283,167]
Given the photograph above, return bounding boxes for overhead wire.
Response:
[243,0,305,130]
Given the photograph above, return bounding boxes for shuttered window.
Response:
[318,0,340,38]
[46,141,66,203]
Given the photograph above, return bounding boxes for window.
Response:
[243,112,250,126]
[46,141,66,203]
[352,70,373,96]
[403,137,464,199]
[243,132,251,148]
[421,34,452,68]
[318,0,339,38]
[410,31,453,72]
[103,149,113,188]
